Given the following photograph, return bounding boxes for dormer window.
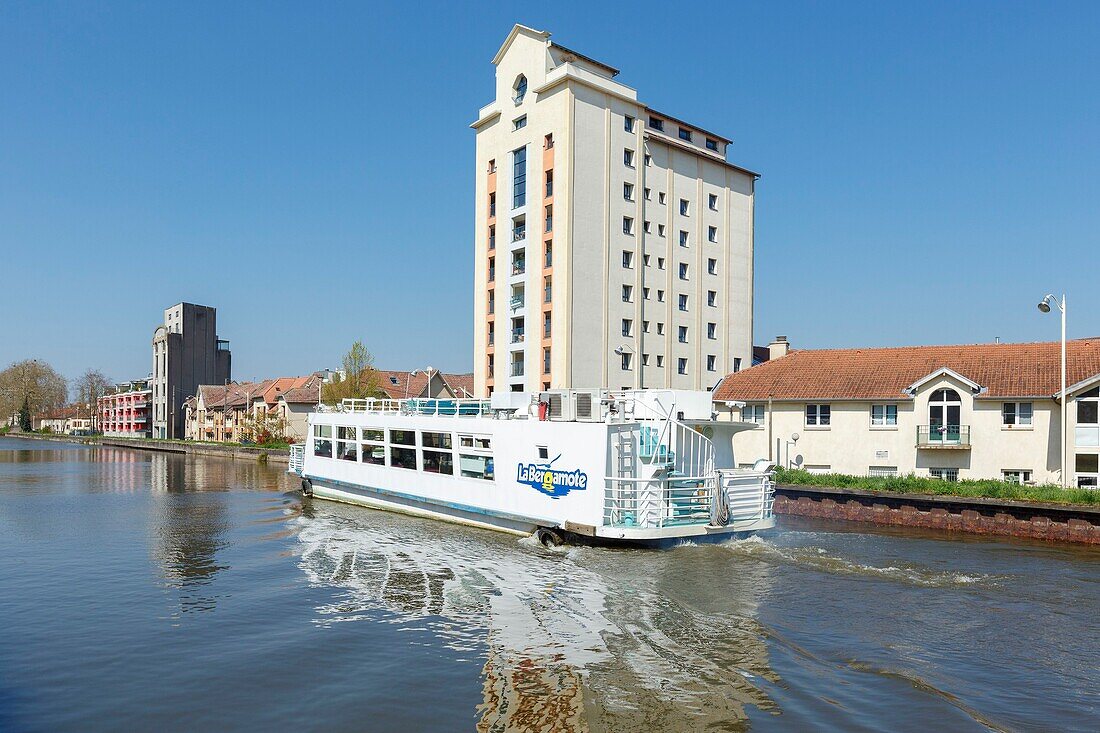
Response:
[513,74,528,104]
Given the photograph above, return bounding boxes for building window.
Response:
[544,242,552,267]
[642,287,650,300]
[544,133,553,148]
[658,224,666,237]
[708,258,717,275]
[679,230,688,247]
[621,352,633,370]
[513,75,527,104]
[622,250,634,268]
[806,404,831,427]
[656,355,665,367]
[624,115,635,132]
[680,199,689,216]
[489,192,496,218]
[868,466,897,477]
[679,263,689,280]
[1003,470,1032,484]
[743,405,764,424]
[488,159,496,173]
[513,115,527,130]
[930,468,959,482]
[678,294,688,311]
[644,153,651,166]
[649,116,664,131]
[733,357,742,372]
[642,254,650,267]
[622,319,633,337]
[624,182,634,201]
[512,216,525,241]
[656,322,665,335]
[1002,402,1033,426]
[624,149,635,166]
[657,289,665,302]
[512,147,526,208]
[871,404,898,426]
[705,290,715,307]
[623,216,634,235]
[708,193,718,210]
[622,285,633,302]
[543,347,551,374]
[1076,387,1098,424]
[708,226,718,242]
[544,276,551,303]
[488,256,495,281]
[706,138,718,151]
[677,358,687,375]
[641,353,649,366]
[489,224,495,249]
[643,220,651,234]
[706,355,716,371]
[657,257,665,270]
[678,326,688,343]
[642,320,650,333]
[545,170,553,197]
[543,311,551,337]
[1077,453,1098,487]
[678,128,692,142]
[707,322,716,339]
[643,187,651,200]
[545,205,553,232]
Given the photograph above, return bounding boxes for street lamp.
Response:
[404,366,435,400]
[1038,293,1067,488]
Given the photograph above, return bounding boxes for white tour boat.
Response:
[288,389,775,547]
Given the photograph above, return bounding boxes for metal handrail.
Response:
[917,424,971,446]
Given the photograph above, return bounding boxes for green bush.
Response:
[774,467,1100,506]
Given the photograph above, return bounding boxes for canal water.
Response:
[0,437,1097,732]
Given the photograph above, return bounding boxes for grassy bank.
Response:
[774,468,1100,506]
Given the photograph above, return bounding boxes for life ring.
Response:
[301,478,313,496]
[535,527,565,547]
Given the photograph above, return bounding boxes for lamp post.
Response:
[1038,293,1067,488]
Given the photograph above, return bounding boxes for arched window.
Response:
[513,74,527,104]
[928,388,963,443]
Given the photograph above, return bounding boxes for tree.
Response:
[74,369,112,431]
[0,360,68,426]
[18,397,31,432]
[321,341,385,404]
[239,411,288,446]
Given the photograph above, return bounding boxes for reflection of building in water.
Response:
[297,503,777,731]
[147,452,230,614]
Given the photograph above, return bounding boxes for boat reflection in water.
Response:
[296,499,779,731]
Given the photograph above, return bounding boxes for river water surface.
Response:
[0,437,1097,732]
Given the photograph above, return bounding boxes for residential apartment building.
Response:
[714,338,1100,487]
[98,379,153,438]
[472,25,757,396]
[151,302,231,439]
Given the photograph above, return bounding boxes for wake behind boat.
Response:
[288,389,775,547]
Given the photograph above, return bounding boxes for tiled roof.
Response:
[442,373,475,398]
[713,339,1100,402]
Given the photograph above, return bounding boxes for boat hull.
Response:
[305,475,775,547]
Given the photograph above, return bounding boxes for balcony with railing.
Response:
[916,425,971,449]
[511,258,526,276]
[510,361,525,377]
[511,328,525,344]
[512,225,526,243]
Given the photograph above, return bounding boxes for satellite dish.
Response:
[793,454,804,466]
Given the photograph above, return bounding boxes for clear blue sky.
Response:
[1,1,1097,385]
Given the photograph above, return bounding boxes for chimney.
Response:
[768,335,790,360]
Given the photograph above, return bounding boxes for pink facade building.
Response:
[98,380,153,438]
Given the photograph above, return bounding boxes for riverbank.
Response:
[773,485,1100,545]
[2,431,289,465]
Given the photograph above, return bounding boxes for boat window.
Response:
[390,429,416,446]
[313,424,332,458]
[459,454,494,480]
[336,426,357,461]
[423,450,454,475]
[537,445,549,459]
[361,428,385,465]
[362,429,384,442]
[459,434,492,451]
[422,432,452,449]
[390,446,417,470]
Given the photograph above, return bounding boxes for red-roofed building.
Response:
[713,338,1100,487]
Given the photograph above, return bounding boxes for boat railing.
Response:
[288,444,305,475]
[603,470,773,529]
[335,397,493,417]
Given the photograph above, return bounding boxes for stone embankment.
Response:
[5,432,289,465]
[774,485,1100,545]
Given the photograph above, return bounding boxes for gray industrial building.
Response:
[151,302,231,439]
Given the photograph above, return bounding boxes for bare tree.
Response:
[0,360,68,426]
[73,369,112,430]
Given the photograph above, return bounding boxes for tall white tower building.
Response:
[472,25,758,396]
